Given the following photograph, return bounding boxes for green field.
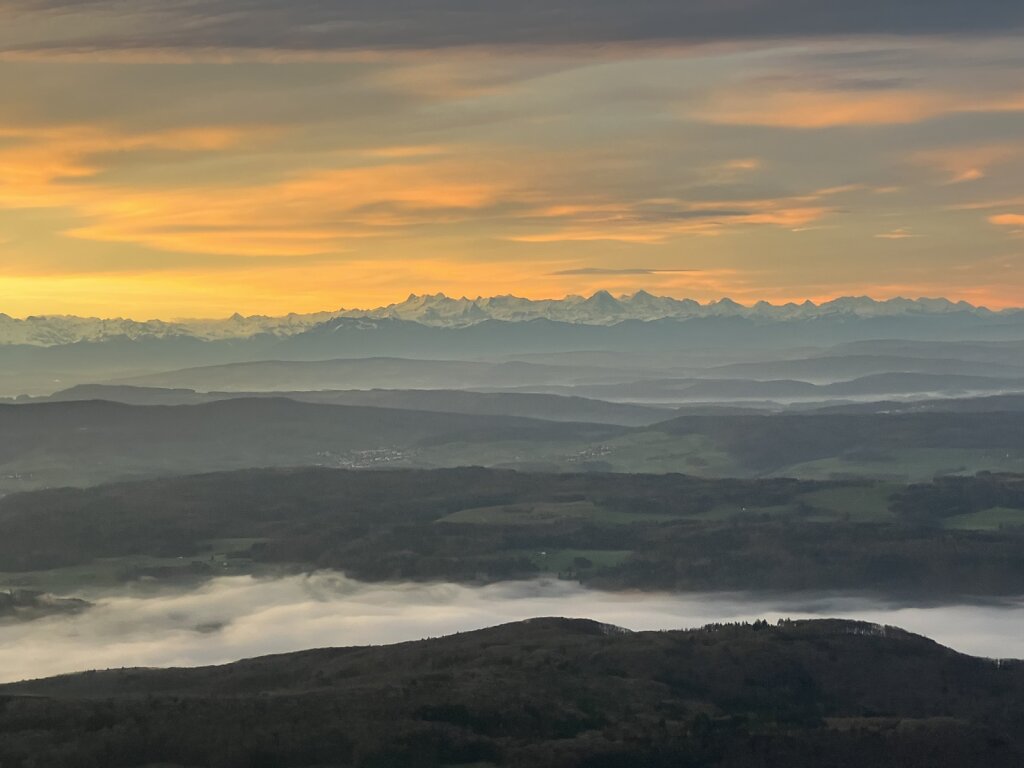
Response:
[778,449,1024,483]
[942,507,1024,531]
[593,431,742,476]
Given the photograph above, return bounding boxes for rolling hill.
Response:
[42,384,673,426]
[110,356,648,392]
[0,399,620,491]
[4,398,1024,491]
[0,617,1021,767]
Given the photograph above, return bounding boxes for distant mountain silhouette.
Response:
[3,292,1020,346]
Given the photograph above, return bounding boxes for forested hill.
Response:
[1,618,1022,768]
[3,467,1024,597]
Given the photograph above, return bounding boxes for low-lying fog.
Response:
[4,573,1024,683]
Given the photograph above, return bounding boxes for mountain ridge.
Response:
[3,292,1020,346]
[1,617,1022,767]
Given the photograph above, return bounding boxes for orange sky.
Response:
[1,7,1023,317]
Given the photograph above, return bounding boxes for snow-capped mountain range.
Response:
[0,292,1016,346]
[337,292,1004,327]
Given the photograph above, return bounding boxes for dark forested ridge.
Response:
[3,467,1023,597]
[1,618,1022,768]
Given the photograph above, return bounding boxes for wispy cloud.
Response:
[910,144,1022,184]
[875,228,922,240]
[696,85,1024,128]
[549,267,698,275]
[510,188,851,245]
[988,213,1024,237]
[0,124,516,257]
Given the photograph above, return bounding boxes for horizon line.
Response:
[0,290,1016,324]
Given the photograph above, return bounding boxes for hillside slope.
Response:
[0,399,619,490]
[43,384,672,425]
[1,617,1021,767]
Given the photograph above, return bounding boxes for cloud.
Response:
[0,12,1022,316]
[696,86,1024,128]
[549,268,698,275]
[0,111,851,259]
[910,144,1022,184]
[875,228,922,239]
[510,193,840,244]
[0,124,518,257]
[2,572,1022,683]
[988,213,1024,237]
[2,1,1023,60]
[722,158,761,172]
[0,123,264,206]
[989,213,1024,226]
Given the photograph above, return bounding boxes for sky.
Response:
[1,1,1024,318]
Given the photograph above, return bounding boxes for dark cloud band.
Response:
[5,0,1023,54]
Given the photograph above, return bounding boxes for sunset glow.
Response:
[2,2,1023,316]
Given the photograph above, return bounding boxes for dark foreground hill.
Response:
[1,618,1022,768]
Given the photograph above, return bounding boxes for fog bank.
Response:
[3,573,1023,683]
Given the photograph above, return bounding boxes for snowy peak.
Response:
[0,292,1012,346]
[0,310,339,347]
[287,291,1007,328]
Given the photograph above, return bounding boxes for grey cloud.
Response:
[3,0,1023,55]
[821,77,914,91]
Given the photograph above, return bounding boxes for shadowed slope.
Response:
[0,618,1022,767]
